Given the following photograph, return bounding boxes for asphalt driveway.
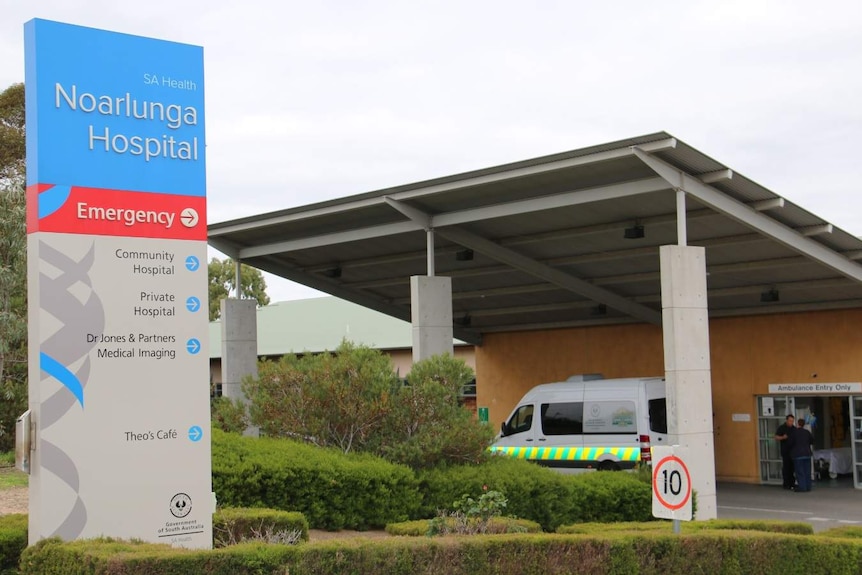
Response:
[717,477,862,532]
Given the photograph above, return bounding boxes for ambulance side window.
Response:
[541,402,584,435]
[649,398,667,434]
[507,405,534,434]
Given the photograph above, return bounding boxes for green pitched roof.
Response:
[209,297,465,358]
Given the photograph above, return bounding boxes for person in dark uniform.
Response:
[774,414,796,489]
[790,418,814,492]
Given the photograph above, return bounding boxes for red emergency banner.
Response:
[27,184,207,241]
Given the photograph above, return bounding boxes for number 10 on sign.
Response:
[651,446,693,522]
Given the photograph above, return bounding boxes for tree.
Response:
[0,83,25,182]
[0,83,27,451]
[243,342,496,468]
[373,354,496,468]
[208,257,271,321]
[244,341,398,453]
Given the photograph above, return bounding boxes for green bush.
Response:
[213,508,309,547]
[386,517,541,536]
[417,458,655,531]
[558,519,814,535]
[212,429,419,530]
[18,538,299,575]
[210,397,249,434]
[18,531,862,575]
[567,471,654,523]
[0,513,26,575]
[820,526,862,539]
[416,457,574,530]
[244,345,494,469]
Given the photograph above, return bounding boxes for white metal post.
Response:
[235,258,242,298]
[426,229,435,277]
[676,189,687,247]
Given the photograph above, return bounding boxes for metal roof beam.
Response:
[240,177,669,259]
[344,233,775,291]
[699,169,733,184]
[436,227,662,325]
[246,255,483,346]
[301,209,768,275]
[393,283,560,305]
[632,148,862,285]
[800,224,833,237]
[750,198,785,211]
[239,221,422,259]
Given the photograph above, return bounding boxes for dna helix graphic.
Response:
[37,239,105,539]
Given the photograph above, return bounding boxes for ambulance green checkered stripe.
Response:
[489,446,640,461]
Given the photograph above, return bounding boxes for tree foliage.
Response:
[208,257,271,321]
[242,342,495,468]
[0,83,25,182]
[0,83,27,451]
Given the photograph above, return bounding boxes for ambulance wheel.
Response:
[598,460,620,472]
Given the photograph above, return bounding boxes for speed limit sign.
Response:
[651,446,692,521]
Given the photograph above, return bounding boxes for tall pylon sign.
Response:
[24,19,212,549]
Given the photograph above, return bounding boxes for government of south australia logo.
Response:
[169,493,192,518]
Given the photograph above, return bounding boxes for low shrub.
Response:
[386,517,541,536]
[212,429,420,530]
[18,538,300,575]
[558,519,814,535]
[0,513,26,575]
[417,458,655,530]
[18,531,862,575]
[416,457,575,530]
[213,508,308,547]
[820,526,862,539]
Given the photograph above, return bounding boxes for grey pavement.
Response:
[716,477,862,532]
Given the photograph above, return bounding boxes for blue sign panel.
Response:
[24,19,206,196]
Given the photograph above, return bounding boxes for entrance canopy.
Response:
[208,132,862,346]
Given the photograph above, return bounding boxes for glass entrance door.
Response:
[758,396,794,484]
[852,396,862,489]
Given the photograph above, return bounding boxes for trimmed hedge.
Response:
[821,526,862,540]
[17,531,862,575]
[558,519,814,535]
[213,508,309,546]
[417,458,654,530]
[0,514,26,575]
[385,517,542,536]
[212,429,419,530]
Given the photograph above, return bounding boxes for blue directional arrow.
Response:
[186,296,201,312]
[188,425,203,442]
[186,338,201,355]
[185,255,200,271]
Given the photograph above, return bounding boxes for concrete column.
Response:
[220,298,259,437]
[410,275,453,362]
[660,245,717,520]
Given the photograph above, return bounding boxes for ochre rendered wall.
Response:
[475,309,862,483]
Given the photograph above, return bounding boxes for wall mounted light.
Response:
[760,288,779,303]
[624,224,645,239]
[591,304,608,316]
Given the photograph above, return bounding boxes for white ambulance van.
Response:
[490,374,667,471]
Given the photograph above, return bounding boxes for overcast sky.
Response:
[2,1,861,302]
